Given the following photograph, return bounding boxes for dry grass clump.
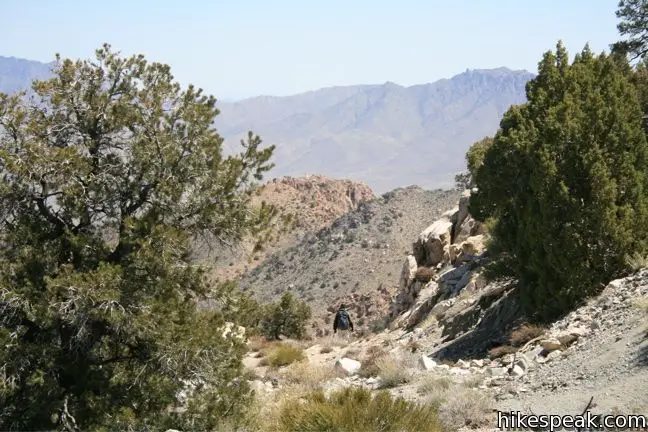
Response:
[415,267,436,283]
[417,376,453,397]
[509,323,545,347]
[269,387,442,432]
[436,387,492,430]
[375,356,413,388]
[280,361,338,390]
[320,345,333,354]
[267,343,305,368]
[358,345,389,378]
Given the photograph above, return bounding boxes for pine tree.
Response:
[470,42,648,321]
[0,44,279,430]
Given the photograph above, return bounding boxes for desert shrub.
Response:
[470,42,648,322]
[376,357,413,388]
[509,323,545,347]
[275,387,442,432]
[267,343,305,368]
[358,346,389,378]
[415,267,435,283]
[320,345,333,354]
[437,387,492,430]
[281,361,337,389]
[260,292,312,340]
[417,376,453,396]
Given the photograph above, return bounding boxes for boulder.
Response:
[456,235,486,263]
[510,365,525,377]
[399,255,418,290]
[487,367,508,376]
[335,358,361,376]
[418,355,438,371]
[414,217,454,267]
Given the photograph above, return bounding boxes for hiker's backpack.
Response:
[337,310,350,330]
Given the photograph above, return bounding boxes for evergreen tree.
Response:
[0,44,278,430]
[613,0,648,60]
[470,42,648,321]
[260,292,312,340]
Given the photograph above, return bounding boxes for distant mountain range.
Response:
[0,55,534,192]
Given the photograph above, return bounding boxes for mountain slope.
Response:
[0,56,54,95]
[215,68,534,192]
[0,55,533,193]
[236,186,462,328]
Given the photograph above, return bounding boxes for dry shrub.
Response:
[418,376,453,397]
[419,314,438,330]
[272,387,442,432]
[281,361,338,390]
[267,343,305,368]
[258,357,270,367]
[415,267,435,283]
[406,339,421,353]
[461,374,485,389]
[358,346,389,378]
[376,356,412,388]
[488,345,517,359]
[437,387,492,430]
[509,323,545,347]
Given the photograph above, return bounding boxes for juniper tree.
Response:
[470,42,648,321]
[0,44,279,431]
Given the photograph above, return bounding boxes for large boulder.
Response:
[413,213,455,267]
[335,357,361,376]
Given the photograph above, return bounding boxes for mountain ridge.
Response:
[0,55,535,192]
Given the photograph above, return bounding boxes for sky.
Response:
[1,1,622,101]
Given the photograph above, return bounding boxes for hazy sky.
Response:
[1,1,621,100]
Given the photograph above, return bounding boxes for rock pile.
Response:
[390,189,488,329]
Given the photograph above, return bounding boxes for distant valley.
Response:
[0,55,534,192]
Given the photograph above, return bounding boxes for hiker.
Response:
[333,304,354,338]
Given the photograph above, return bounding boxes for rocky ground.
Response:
[237,185,462,331]
[237,189,648,430]
[243,270,648,430]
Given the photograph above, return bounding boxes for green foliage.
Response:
[260,292,312,340]
[470,41,648,322]
[613,0,648,60]
[466,136,494,182]
[266,343,305,367]
[212,280,264,333]
[0,44,279,430]
[276,386,442,432]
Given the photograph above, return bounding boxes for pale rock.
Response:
[450,367,471,376]
[399,255,418,290]
[456,235,486,262]
[437,364,451,371]
[470,359,485,368]
[487,367,509,377]
[414,218,454,266]
[545,350,562,362]
[456,359,471,369]
[335,358,361,376]
[418,355,438,371]
[511,365,526,377]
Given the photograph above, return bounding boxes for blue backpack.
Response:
[337,309,350,330]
